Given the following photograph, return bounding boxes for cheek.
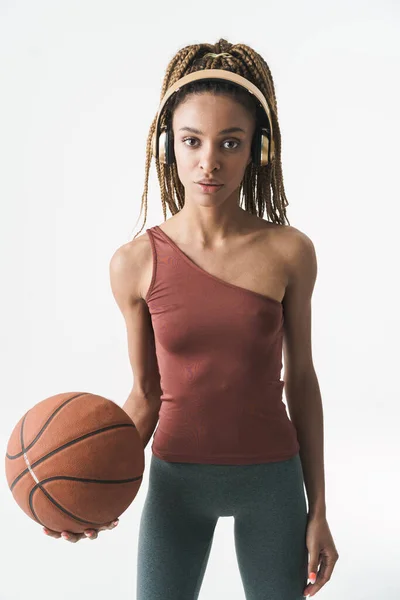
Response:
[174,150,196,175]
[174,156,190,175]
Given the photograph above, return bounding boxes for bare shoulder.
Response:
[272,223,315,252]
[109,230,152,303]
[275,224,317,290]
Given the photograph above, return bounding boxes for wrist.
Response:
[308,508,326,520]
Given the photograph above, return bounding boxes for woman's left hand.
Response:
[303,515,339,597]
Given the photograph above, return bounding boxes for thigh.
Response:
[233,454,309,600]
[136,456,219,600]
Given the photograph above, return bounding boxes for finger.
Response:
[98,519,119,531]
[303,556,319,596]
[108,519,119,529]
[61,531,84,543]
[321,552,337,583]
[90,519,119,535]
[84,529,98,540]
[306,558,330,596]
[43,527,61,538]
[303,564,321,596]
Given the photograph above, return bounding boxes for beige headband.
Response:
[202,52,232,59]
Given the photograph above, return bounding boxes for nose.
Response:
[198,144,221,172]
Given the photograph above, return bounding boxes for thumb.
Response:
[308,552,320,583]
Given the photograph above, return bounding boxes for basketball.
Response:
[4,391,145,534]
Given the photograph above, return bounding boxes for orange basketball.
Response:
[4,392,145,534]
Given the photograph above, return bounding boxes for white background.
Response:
[1,1,399,599]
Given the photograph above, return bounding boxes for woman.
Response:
[50,38,339,599]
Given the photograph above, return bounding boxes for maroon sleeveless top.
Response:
[145,225,300,465]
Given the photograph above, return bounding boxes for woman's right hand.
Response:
[43,519,119,543]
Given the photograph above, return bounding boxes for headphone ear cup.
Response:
[259,131,270,167]
[158,127,167,164]
[165,127,175,165]
[252,127,272,167]
[157,126,175,165]
[251,128,262,167]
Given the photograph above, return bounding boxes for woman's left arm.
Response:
[281,228,339,598]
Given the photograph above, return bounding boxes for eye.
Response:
[182,137,240,150]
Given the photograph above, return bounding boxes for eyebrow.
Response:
[178,126,246,135]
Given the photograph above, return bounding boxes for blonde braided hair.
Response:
[130,38,290,239]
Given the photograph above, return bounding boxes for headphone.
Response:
[151,69,275,168]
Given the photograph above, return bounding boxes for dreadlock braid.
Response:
[130,38,290,239]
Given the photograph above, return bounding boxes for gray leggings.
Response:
[137,452,309,600]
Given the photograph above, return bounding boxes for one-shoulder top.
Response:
[144,225,300,465]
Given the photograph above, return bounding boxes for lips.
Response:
[197,182,222,186]
[197,182,223,193]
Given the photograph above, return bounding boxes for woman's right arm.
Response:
[109,241,162,449]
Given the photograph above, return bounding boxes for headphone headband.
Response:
[152,69,275,166]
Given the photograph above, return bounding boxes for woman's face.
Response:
[171,92,256,207]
